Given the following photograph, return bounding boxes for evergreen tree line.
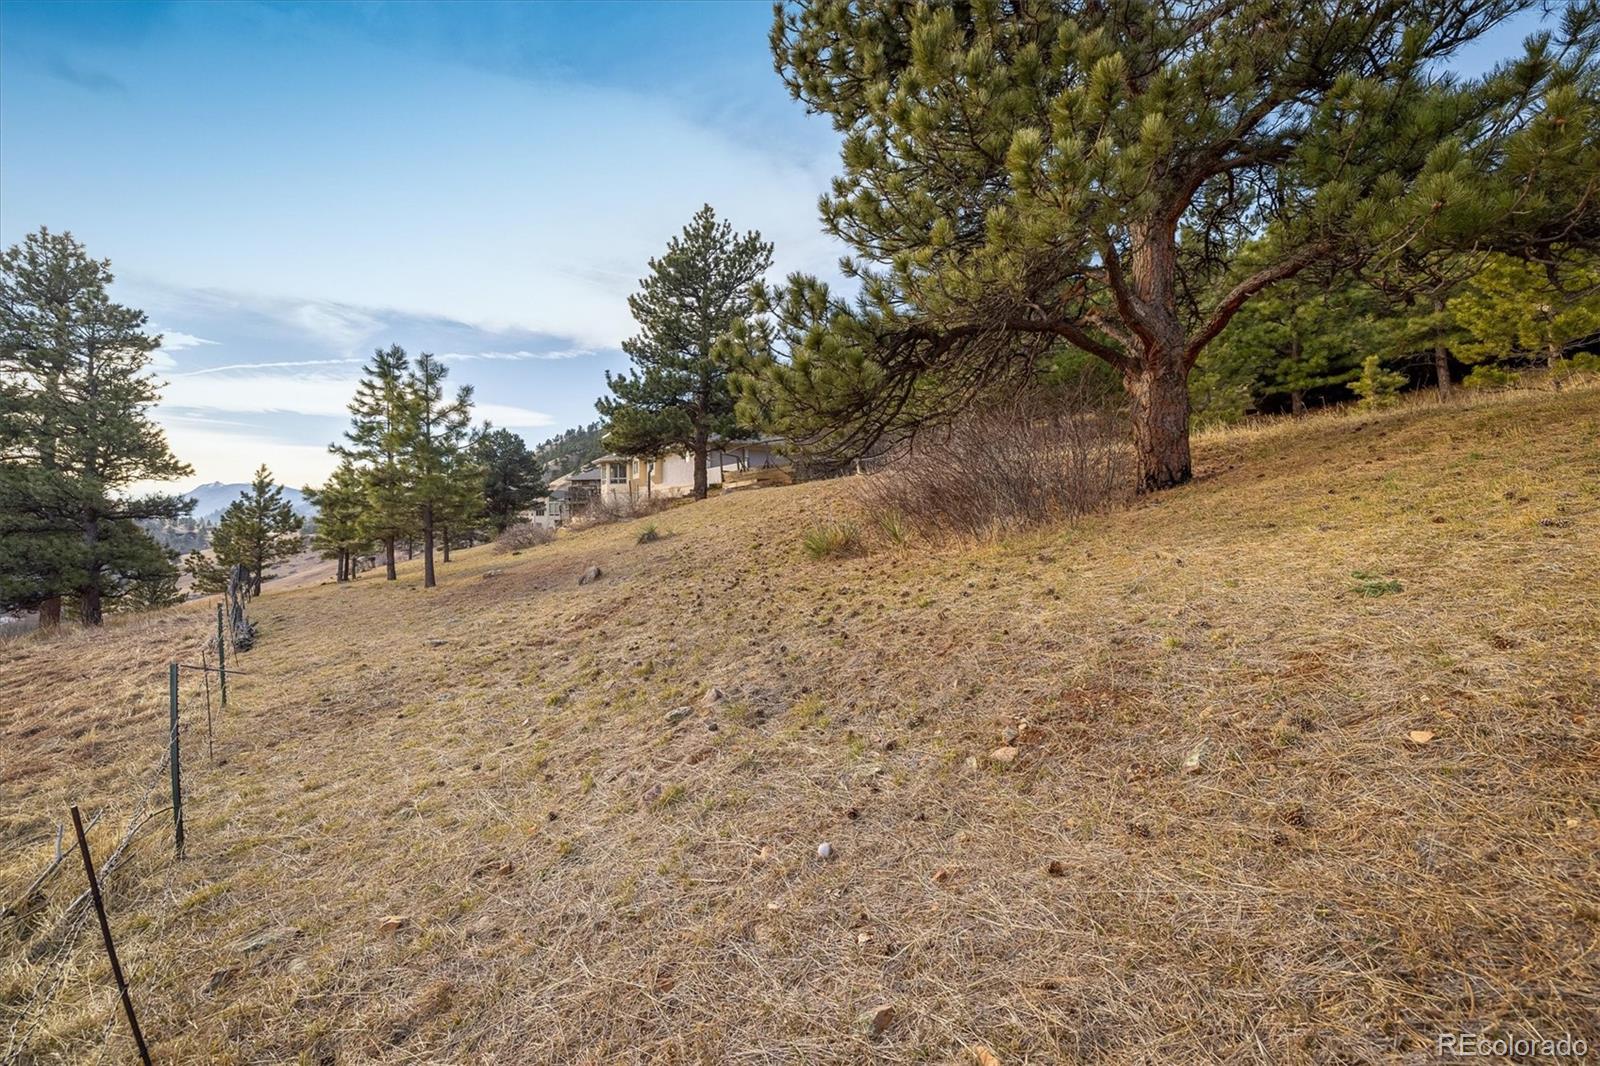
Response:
[305,347,546,589]
[1190,248,1600,425]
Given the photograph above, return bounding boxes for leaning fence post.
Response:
[169,663,184,857]
[215,602,228,707]
[70,804,153,1066]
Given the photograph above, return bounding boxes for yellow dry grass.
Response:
[4,383,1599,1064]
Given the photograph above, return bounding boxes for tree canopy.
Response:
[208,465,305,595]
[0,227,192,624]
[598,205,774,499]
[734,0,1600,491]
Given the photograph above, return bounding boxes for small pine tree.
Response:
[303,460,372,581]
[1352,356,1408,410]
[471,424,545,533]
[183,548,230,595]
[211,466,304,594]
[597,205,773,499]
[115,544,184,612]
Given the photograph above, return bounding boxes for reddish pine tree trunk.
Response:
[38,596,62,628]
[1125,221,1194,493]
[423,504,436,589]
[692,427,709,500]
[442,526,451,564]
[1433,296,1452,397]
[385,537,397,581]
[1291,389,1306,416]
[1126,359,1193,493]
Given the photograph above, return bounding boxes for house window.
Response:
[606,462,627,484]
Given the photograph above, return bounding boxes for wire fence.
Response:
[1,570,255,1065]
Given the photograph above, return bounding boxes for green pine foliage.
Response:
[303,460,373,581]
[0,227,193,625]
[333,345,416,581]
[1450,253,1600,367]
[733,0,1596,493]
[1352,356,1409,410]
[210,465,305,595]
[1198,265,1386,419]
[472,425,545,533]
[183,548,231,596]
[597,205,773,499]
[401,352,474,588]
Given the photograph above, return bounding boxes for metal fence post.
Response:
[169,663,184,857]
[71,804,153,1066]
[215,602,228,707]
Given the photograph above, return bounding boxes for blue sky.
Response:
[0,1,1553,490]
[0,1,847,488]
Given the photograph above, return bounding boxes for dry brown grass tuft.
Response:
[3,383,1598,1063]
[493,521,554,553]
[855,394,1130,544]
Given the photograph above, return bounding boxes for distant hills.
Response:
[184,481,315,523]
[531,421,606,479]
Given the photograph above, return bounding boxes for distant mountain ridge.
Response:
[185,481,315,522]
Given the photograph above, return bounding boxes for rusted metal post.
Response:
[169,663,184,857]
[70,804,153,1066]
[215,602,228,707]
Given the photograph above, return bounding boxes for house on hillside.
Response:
[525,437,791,524]
[528,466,604,530]
[605,437,790,505]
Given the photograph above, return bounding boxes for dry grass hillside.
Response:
[3,385,1598,1064]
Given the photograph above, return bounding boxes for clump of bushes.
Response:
[1462,365,1519,390]
[637,523,660,545]
[802,521,861,560]
[495,522,554,553]
[1352,356,1407,409]
[853,391,1130,541]
[572,493,679,529]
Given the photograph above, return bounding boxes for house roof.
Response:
[568,467,603,482]
[592,453,627,463]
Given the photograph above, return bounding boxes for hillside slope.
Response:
[3,386,1598,1064]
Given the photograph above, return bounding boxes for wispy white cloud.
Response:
[158,367,554,430]
[172,358,364,378]
[440,349,594,363]
[153,329,218,352]
[161,370,359,418]
[286,302,384,353]
[152,421,337,490]
[476,403,555,428]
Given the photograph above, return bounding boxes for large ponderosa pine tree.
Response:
[335,345,414,581]
[0,228,192,624]
[741,0,1597,491]
[598,205,773,499]
[402,352,473,588]
[209,465,305,595]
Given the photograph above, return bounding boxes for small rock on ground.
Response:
[578,565,603,586]
[859,1003,895,1036]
